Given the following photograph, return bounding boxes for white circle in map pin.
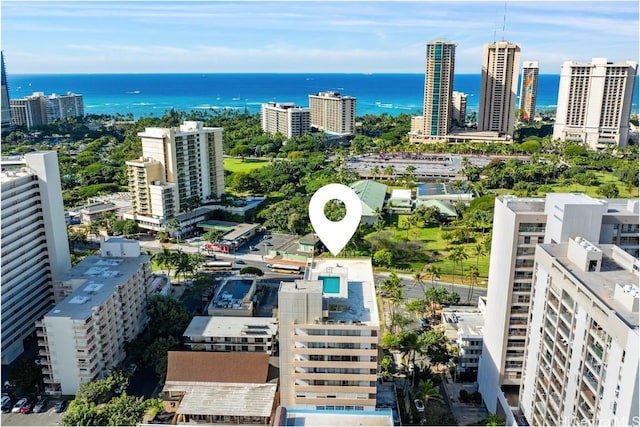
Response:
[308,183,362,256]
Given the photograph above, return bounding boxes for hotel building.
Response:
[410,39,456,139]
[10,91,84,129]
[451,91,468,127]
[308,91,356,135]
[478,41,521,136]
[125,121,224,232]
[45,92,84,121]
[37,238,152,394]
[519,61,539,123]
[553,58,638,149]
[478,193,639,424]
[261,102,310,138]
[1,151,71,364]
[1,52,11,128]
[278,258,380,410]
[520,237,638,426]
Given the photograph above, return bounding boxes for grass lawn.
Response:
[546,171,638,199]
[224,157,271,173]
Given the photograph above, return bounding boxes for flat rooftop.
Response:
[46,254,150,320]
[183,316,277,338]
[500,195,546,213]
[281,408,393,426]
[442,307,485,339]
[308,258,380,326]
[540,243,639,328]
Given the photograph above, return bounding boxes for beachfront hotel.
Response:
[478,41,521,136]
[308,91,356,135]
[519,237,638,426]
[0,151,71,364]
[478,193,639,425]
[519,61,539,123]
[9,91,84,129]
[278,258,380,410]
[552,58,638,149]
[261,102,310,138]
[410,39,456,139]
[124,121,224,233]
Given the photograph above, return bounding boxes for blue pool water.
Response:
[319,276,341,294]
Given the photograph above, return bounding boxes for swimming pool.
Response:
[319,276,341,294]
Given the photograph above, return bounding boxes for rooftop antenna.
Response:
[502,1,507,41]
[493,7,497,43]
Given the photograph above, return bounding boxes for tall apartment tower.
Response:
[37,238,152,394]
[451,91,468,127]
[478,193,639,424]
[519,61,539,123]
[125,121,224,230]
[520,237,638,426]
[553,58,638,149]
[278,258,380,410]
[478,41,521,136]
[1,51,12,128]
[10,92,48,129]
[261,102,310,138]
[308,91,356,135]
[418,39,456,136]
[46,92,84,121]
[1,151,71,364]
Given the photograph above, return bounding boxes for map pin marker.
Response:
[309,183,362,256]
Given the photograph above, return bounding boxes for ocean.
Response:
[6,73,639,119]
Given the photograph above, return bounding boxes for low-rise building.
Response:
[198,220,261,254]
[442,298,486,378]
[183,316,278,354]
[206,277,257,317]
[349,180,387,225]
[416,181,474,204]
[388,189,412,213]
[68,201,118,225]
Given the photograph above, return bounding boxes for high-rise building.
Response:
[278,258,380,410]
[553,58,638,149]
[478,41,521,136]
[1,152,71,364]
[1,51,12,129]
[520,237,638,426]
[478,193,639,424]
[46,92,84,121]
[261,102,310,138]
[125,121,224,232]
[308,91,356,135]
[451,91,468,127]
[519,61,539,123]
[411,39,456,138]
[10,92,47,129]
[37,238,152,394]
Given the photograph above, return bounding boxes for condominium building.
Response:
[553,58,638,149]
[278,258,380,410]
[1,151,71,364]
[451,91,468,127]
[478,193,639,424]
[183,316,278,354]
[410,39,456,139]
[519,61,539,123]
[478,41,521,136]
[45,92,84,121]
[125,121,224,231]
[37,238,152,394]
[308,91,356,135]
[520,237,638,426]
[1,51,11,128]
[261,102,310,138]
[10,92,47,129]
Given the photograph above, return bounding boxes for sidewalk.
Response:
[440,372,488,425]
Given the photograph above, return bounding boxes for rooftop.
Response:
[349,180,388,217]
[442,307,485,339]
[207,277,256,311]
[279,408,394,426]
[166,351,270,383]
[183,316,278,338]
[45,254,150,320]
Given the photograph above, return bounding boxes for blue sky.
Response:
[2,1,638,74]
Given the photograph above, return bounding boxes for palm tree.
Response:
[471,241,487,271]
[175,251,195,284]
[425,264,440,289]
[370,165,380,181]
[466,265,479,303]
[417,379,444,404]
[384,165,395,180]
[447,246,468,291]
[412,270,427,294]
[153,248,174,278]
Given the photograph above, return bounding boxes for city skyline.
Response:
[2,1,638,74]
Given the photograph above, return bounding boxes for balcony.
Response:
[583,372,598,393]
[589,343,604,360]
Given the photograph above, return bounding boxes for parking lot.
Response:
[2,404,64,426]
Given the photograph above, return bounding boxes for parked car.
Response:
[236,259,246,264]
[414,399,425,412]
[20,398,37,414]
[33,397,49,413]
[11,398,27,413]
[54,400,68,413]
[1,396,13,412]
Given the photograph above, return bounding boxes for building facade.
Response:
[477,193,639,424]
[519,61,539,123]
[45,92,84,121]
[10,92,47,129]
[308,91,356,135]
[37,239,152,394]
[125,121,224,231]
[1,52,11,128]
[1,152,71,364]
[261,102,310,138]
[520,238,638,426]
[553,58,638,149]
[478,41,521,136]
[183,316,278,354]
[451,91,468,127]
[411,39,456,138]
[278,258,380,410]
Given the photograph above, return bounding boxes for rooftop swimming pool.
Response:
[319,276,341,294]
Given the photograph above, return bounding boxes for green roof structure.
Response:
[349,180,388,222]
[416,199,458,218]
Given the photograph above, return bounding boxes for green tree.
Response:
[101,394,151,426]
[466,265,480,302]
[485,413,507,426]
[8,359,41,393]
[597,182,620,198]
[142,336,178,378]
[425,264,441,289]
[203,229,224,243]
[62,399,103,426]
[417,379,444,404]
[146,295,191,338]
[239,266,264,276]
[373,249,394,267]
[152,248,175,278]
